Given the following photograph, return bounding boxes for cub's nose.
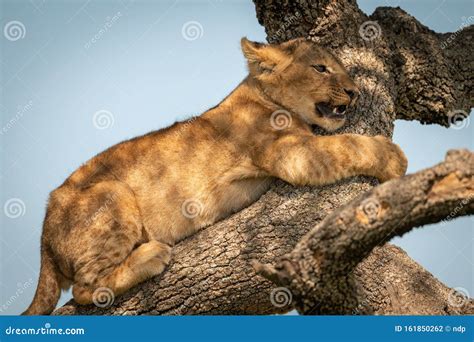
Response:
[344,87,359,100]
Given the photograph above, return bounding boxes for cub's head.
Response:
[241,37,359,131]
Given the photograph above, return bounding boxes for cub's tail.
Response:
[22,246,60,315]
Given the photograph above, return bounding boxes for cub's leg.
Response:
[254,133,407,186]
[63,181,171,305]
[73,240,171,305]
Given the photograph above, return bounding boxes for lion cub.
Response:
[24,37,407,314]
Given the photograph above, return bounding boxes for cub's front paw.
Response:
[374,136,408,182]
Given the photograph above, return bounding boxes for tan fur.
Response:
[23,38,407,315]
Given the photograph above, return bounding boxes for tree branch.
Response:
[371,8,473,126]
[254,149,474,314]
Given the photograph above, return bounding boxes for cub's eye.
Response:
[312,64,328,73]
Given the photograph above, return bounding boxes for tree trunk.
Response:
[54,0,473,315]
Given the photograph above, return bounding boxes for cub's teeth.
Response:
[332,107,338,114]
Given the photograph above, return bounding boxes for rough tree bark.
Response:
[55,0,473,315]
[254,149,474,315]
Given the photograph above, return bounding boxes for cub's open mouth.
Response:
[315,102,347,119]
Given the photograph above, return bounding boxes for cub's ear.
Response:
[241,37,291,73]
